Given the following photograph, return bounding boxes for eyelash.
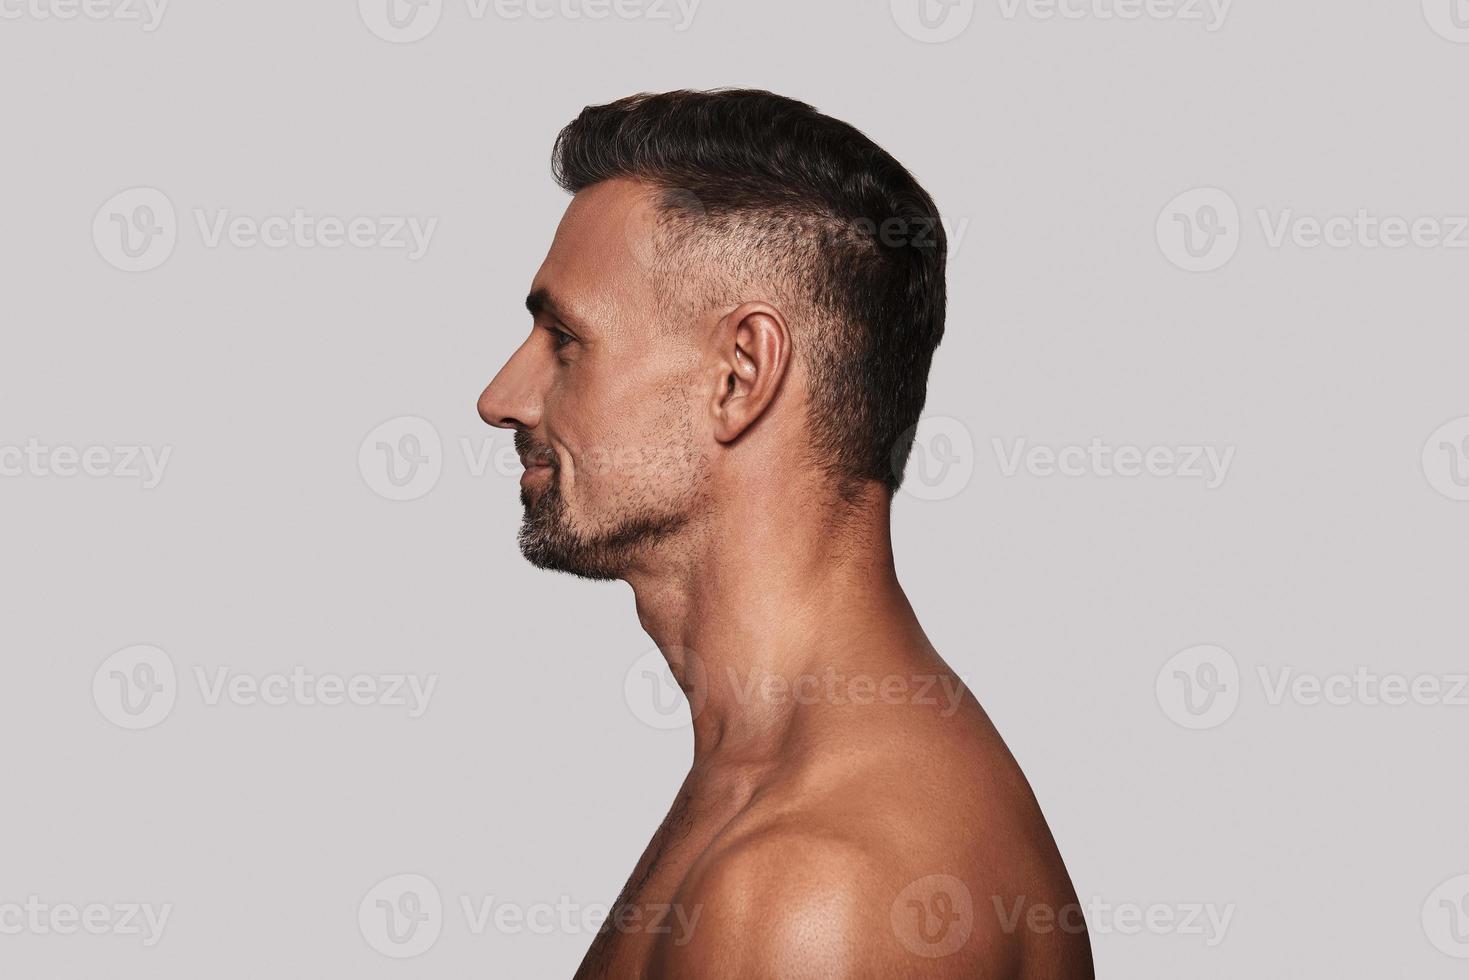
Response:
[546,326,574,352]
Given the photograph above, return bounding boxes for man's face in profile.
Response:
[478,179,711,580]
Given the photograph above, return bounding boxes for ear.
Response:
[709,302,791,444]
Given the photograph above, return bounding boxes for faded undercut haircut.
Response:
[550,88,948,498]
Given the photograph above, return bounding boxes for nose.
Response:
[477,334,543,431]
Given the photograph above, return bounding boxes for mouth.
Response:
[519,459,555,488]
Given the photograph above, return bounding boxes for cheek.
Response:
[553,352,701,493]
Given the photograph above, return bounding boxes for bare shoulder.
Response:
[651,822,987,979]
[650,710,1094,979]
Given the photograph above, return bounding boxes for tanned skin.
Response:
[478,177,1093,979]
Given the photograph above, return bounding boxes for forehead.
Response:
[530,177,663,334]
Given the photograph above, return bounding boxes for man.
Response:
[478,89,1092,979]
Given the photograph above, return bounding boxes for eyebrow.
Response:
[524,288,585,334]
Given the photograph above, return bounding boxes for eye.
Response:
[543,324,575,352]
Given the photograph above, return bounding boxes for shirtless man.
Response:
[478,89,1092,979]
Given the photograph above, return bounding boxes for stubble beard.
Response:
[517,467,690,581]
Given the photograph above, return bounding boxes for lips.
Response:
[519,454,555,488]
[513,432,556,483]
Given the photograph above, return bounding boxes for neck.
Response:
[623,482,935,768]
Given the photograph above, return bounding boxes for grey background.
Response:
[3,0,1467,975]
